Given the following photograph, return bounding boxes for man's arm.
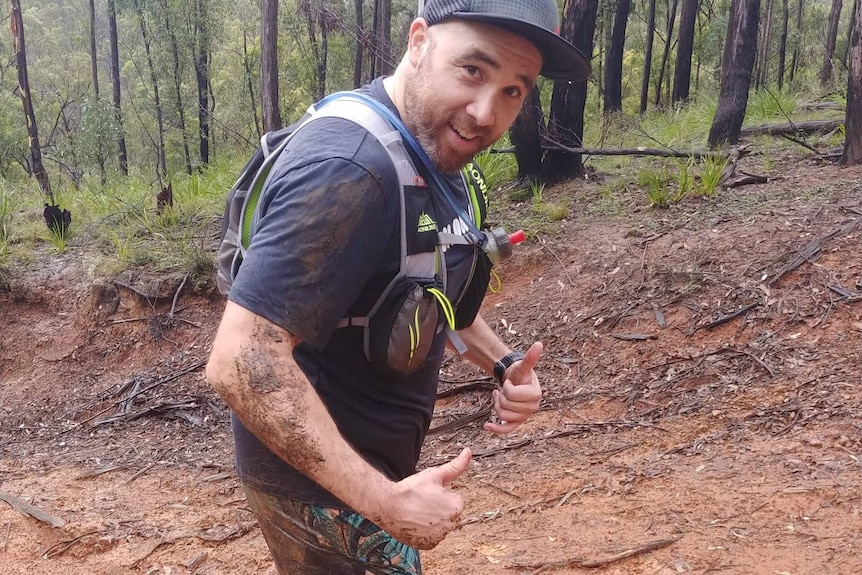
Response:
[452,313,543,434]
[206,300,470,549]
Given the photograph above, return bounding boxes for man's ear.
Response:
[407,18,431,67]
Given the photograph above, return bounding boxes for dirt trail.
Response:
[2,159,862,574]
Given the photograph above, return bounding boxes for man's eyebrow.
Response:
[457,48,535,92]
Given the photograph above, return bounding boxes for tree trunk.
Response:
[371,0,393,77]
[353,0,364,88]
[162,0,192,175]
[243,31,262,140]
[261,0,283,131]
[788,0,803,83]
[194,0,211,166]
[777,0,789,89]
[841,0,862,164]
[378,0,393,75]
[301,1,328,100]
[87,0,106,184]
[755,0,774,86]
[672,0,698,103]
[134,0,167,181]
[107,0,128,175]
[604,0,631,113]
[544,0,599,181]
[708,0,761,148]
[655,0,679,107]
[820,0,844,85]
[640,0,657,114]
[10,0,52,199]
[88,0,99,97]
[510,88,545,182]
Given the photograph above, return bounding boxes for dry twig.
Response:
[0,491,65,528]
[512,533,684,573]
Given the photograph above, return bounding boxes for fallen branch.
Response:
[513,534,684,573]
[769,216,862,284]
[493,145,729,161]
[0,491,65,528]
[739,119,843,137]
[41,529,104,559]
[61,360,206,434]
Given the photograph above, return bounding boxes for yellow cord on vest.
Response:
[427,287,455,330]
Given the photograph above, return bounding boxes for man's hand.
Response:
[376,448,472,549]
[484,341,543,434]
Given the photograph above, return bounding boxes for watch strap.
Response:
[493,351,525,384]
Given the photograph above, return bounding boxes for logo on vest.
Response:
[417,212,436,233]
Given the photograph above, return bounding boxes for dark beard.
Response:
[402,65,484,174]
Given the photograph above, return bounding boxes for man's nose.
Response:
[466,92,496,127]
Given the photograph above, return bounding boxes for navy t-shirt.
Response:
[228,78,478,508]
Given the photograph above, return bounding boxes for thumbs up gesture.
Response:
[484,341,544,435]
[378,448,472,549]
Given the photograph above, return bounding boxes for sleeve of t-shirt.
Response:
[228,124,398,349]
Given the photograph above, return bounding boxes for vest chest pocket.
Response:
[363,275,454,376]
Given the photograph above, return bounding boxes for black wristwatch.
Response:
[493,351,525,384]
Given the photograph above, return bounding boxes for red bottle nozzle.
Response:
[509,229,526,245]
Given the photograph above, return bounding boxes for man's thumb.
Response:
[437,447,472,485]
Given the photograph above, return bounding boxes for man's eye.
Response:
[505,87,522,99]
[464,66,479,76]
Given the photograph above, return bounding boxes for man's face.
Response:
[402,19,542,173]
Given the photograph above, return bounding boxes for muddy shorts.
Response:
[243,484,422,575]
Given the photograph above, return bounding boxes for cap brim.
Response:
[451,13,591,81]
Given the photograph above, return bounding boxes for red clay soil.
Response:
[1,155,861,575]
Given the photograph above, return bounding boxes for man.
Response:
[206,1,590,573]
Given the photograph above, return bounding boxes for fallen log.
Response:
[492,144,731,161]
[740,119,842,137]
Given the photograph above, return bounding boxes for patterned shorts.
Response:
[243,484,422,575]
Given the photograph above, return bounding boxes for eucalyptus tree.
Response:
[640,0,656,114]
[821,0,843,85]
[107,0,129,174]
[841,0,862,164]
[261,0,282,130]
[708,0,760,147]
[9,0,52,198]
[673,0,699,103]
[603,0,630,113]
[545,0,599,180]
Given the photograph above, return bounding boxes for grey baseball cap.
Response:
[421,0,591,81]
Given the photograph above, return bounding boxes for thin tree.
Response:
[261,0,283,131]
[193,0,211,166]
[10,0,52,199]
[544,0,599,180]
[640,0,657,114]
[841,0,862,164]
[672,0,698,103]
[377,0,393,75]
[88,0,99,97]
[820,0,844,85]
[708,0,761,147]
[755,0,774,86]
[777,0,789,89]
[788,0,803,84]
[133,0,167,181]
[107,0,129,174]
[353,0,364,88]
[655,0,679,107]
[604,0,631,114]
[242,30,262,139]
[88,0,106,183]
[301,0,330,101]
[161,0,192,175]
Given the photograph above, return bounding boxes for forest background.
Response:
[0,0,859,281]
